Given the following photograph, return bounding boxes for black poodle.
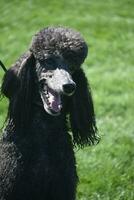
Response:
[0,27,99,200]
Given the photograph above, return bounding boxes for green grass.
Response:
[0,0,134,199]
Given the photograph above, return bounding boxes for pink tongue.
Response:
[51,100,60,112]
[48,88,61,112]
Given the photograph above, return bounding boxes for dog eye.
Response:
[48,74,53,78]
[45,58,55,66]
[42,68,47,73]
[45,72,53,78]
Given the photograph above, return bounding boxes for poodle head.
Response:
[29,27,88,116]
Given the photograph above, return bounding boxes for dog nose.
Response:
[63,83,76,95]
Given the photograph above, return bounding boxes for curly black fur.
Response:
[0,27,99,200]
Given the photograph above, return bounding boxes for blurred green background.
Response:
[0,0,134,199]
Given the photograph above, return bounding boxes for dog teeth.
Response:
[45,96,51,107]
[58,104,62,109]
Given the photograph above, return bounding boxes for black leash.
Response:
[0,60,7,73]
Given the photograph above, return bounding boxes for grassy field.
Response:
[0,0,134,199]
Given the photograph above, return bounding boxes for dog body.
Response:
[0,27,98,200]
[0,112,77,200]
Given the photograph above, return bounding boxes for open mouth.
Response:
[40,84,62,116]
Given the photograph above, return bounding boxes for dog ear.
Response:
[3,53,36,133]
[69,69,99,147]
[1,65,20,98]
